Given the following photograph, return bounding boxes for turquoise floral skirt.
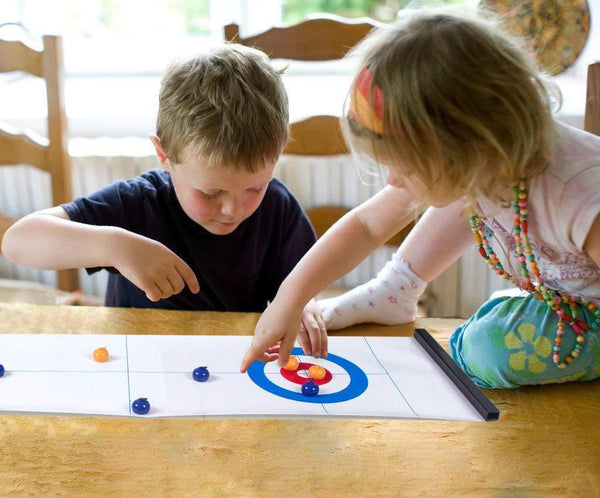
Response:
[449,294,600,388]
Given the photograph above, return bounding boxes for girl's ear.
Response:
[149,134,171,171]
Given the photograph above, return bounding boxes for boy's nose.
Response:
[220,197,243,218]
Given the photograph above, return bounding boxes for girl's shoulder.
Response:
[528,122,600,216]
[551,122,600,176]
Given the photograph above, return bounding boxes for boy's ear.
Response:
[150,134,171,171]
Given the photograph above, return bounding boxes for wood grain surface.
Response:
[0,303,598,496]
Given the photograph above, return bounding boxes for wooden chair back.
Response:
[584,62,600,136]
[0,34,78,291]
[224,15,378,61]
[225,15,411,245]
[225,15,379,157]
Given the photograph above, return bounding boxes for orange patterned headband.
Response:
[349,66,384,134]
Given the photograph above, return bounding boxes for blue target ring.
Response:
[248,347,368,403]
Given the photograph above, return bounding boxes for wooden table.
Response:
[0,303,599,496]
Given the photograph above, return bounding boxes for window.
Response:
[282,0,473,24]
[3,0,277,76]
[3,0,473,75]
[1,0,593,139]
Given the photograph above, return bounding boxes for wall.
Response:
[0,145,516,317]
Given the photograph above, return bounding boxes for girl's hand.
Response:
[298,298,328,359]
[240,297,304,373]
[112,232,200,302]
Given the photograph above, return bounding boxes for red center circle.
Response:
[280,362,333,385]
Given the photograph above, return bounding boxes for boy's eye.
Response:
[200,191,220,199]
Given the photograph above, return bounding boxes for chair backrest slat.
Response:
[0,129,49,170]
[225,16,378,61]
[0,34,78,292]
[0,39,43,76]
[584,62,600,136]
[284,115,348,156]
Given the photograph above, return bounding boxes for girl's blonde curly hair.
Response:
[344,9,559,212]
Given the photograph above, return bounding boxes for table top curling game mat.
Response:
[0,329,499,421]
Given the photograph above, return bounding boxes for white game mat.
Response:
[0,331,498,421]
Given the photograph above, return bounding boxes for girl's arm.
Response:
[396,200,473,282]
[319,199,473,330]
[240,186,419,371]
[1,207,199,301]
[280,186,418,307]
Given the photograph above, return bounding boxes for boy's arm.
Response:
[1,207,200,301]
[3,207,121,269]
[240,186,418,371]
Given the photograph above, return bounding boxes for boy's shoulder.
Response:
[81,169,171,200]
[102,169,173,204]
[62,169,173,228]
[252,178,312,232]
[265,177,291,196]
[262,177,301,211]
[129,169,172,193]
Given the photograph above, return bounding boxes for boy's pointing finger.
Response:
[177,260,200,294]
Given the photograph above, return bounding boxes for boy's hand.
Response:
[113,233,200,302]
[298,298,328,359]
[240,298,303,373]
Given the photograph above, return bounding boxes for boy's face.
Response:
[151,137,276,235]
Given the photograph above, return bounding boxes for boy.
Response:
[2,44,322,327]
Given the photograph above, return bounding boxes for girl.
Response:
[240,9,600,388]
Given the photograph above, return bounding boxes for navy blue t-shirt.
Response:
[62,169,316,311]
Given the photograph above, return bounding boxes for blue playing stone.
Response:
[132,397,150,415]
[0,364,4,377]
[193,366,210,382]
[301,379,319,397]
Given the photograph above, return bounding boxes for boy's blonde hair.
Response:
[344,9,558,210]
[157,44,288,171]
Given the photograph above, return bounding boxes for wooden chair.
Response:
[0,33,79,293]
[584,62,600,136]
[224,14,411,246]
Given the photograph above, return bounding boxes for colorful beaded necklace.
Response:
[469,180,600,369]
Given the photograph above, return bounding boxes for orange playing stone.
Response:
[93,347,109,362]
[283,356,299,371]
[308,365,326,380]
